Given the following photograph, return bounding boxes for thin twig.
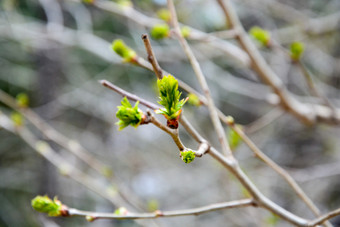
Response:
[296,60,335,111]
[67,198,255,220]
[244,107,284,134]
[225,117,323,220]
[167,0,232,158]
[0,113,123,206]
[141,34,163,79]
[309,208,340,227]
[147,110,185,151]
[0,90,110,177]
[99,79,313,226]
[100,80,160,110]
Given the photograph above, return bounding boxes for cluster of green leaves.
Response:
[155,75,187,120]
[249,26,270,47]
[116,97,143,130]
[290,42,304,61]
[181,150,195,163]
[31,195,62,217]
[151,24,170,40]
[111,39,137,62]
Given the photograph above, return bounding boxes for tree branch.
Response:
[66,198,255,220]
[167,0,232,158]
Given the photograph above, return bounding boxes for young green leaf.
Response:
[150,24,170,40]
[114,207,128,215]
[181,26,191,38]
[10,112,24,126]
[187,93,201,106]
[249,26,270,47]
[157,8,171,22]
[290,42,304,61]
[116,97,143,130]
[16,93,29,108]
[31,195,62,217]
[155,75,187,120]
[227,124,243,151]
[111,39,137,62]
[181,150,195,163]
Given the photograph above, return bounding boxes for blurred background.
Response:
[0,0,340,226]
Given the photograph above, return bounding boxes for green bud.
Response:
[225,115,234,125]
[116,0,132,7]
[181,26,191,38]
[147,199,159,212]
[155,75,187,120]
[181,150,195,163]
[150,24,170,40]
[116,97,143,130]
[31,195,62,216]
[111,39,137,62]
[10,112,24,126]
[187,93,201,106]
[101,166,113,178]
[82,0,94,4]
[157,9,171,22]
[249,26,270,47]
[16,93,29,108]
[86,215,96,222]
[290,42,304,61]
[227,124,243,151]
[114,207,128,215]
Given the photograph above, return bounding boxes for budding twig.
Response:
[66,198,255,220]
[141,34,163,79]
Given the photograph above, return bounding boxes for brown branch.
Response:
[147,110,185,151]
[100,80,160,110]
[216,0,340,126]
[224,116,323,221]
[67,198,255,220]
[309,208,340,226]
[99,79,313,226]
[0,90,110,177]
[141,34,163,79]
[0,112,123,206]
[296,60,335,111]
[167,0,232,158]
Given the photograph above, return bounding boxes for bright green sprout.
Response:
[150,24,170,40]
[116,0,132,7]
[290,42,304,61]
[181,26,191,38]
[249,26,270,46]
[10,112,24,126]
[16,93,29,108]
[155,75,187,120]
[86,215,96,222]
[147,199,159,212]
[187,93,201,106]
[157,8,171,22]
[111,39,137,62]
[181,150,195,163]
[116,97,143,130]
[82,0,94,4]
[114,207,128,215]
[227,124,243,151]
[31,195,62,217]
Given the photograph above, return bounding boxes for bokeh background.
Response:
[1,0,340,226]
